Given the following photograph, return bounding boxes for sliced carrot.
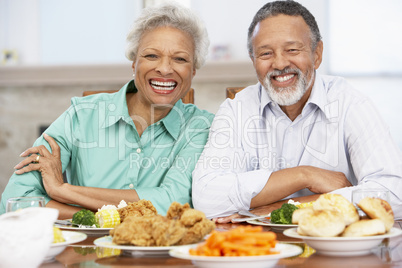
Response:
[189,226,278,257]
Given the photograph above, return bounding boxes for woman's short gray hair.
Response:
[126,3,209,69]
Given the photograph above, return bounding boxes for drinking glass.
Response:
[352,188,390,217]
[6,196,45,212]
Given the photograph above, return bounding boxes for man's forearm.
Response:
[250,166,308,208]
[250,165,350,208]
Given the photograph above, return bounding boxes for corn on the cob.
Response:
[296,201,314,208]
[53,227,65,243]
[96,247,121,258]
[95,209,120,228]
[298,244,316,258]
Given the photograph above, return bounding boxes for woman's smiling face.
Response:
[132,26,196,109]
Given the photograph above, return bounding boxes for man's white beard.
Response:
[263,68,315,106]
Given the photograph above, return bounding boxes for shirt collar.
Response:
[259,82,273,117]
[102,80,183,140]
[159,100,184,140]
[304,72,331,120]
[259,72,331,120]
[102,80,135,128]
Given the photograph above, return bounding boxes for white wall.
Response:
[39,0,140,65]
[0,0,40,65]
[328,0,402,75]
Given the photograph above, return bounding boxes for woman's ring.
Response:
[35,155,40,164]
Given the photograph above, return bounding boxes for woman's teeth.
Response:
[150,80,177,90]
[274,74,295,82]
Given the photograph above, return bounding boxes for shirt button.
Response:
[129,184,134,189]
[156,122,160,125]
[136,148,141,153]
[286,163,291,168]
[288,127,293,132]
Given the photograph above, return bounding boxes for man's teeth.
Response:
[274,74,294,82]
[150,80,177,90]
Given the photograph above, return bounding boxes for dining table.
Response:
[40,216,402,268]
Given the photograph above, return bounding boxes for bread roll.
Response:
[313,193,359,226]
[342,219,386,237]
[358,197,394,231]
[292,207,314,224]
[297,210,345,237]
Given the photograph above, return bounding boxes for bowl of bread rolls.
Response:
[283,193,402,256]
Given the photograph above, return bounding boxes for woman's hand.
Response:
[14,133,64,198]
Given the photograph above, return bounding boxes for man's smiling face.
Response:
[250,14,323,106]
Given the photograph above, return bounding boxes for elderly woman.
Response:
[0,3,213,218]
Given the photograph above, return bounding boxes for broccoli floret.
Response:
[270,203,299,224]
[72,209,99,227]
[74,247,96,256]
[280,203,299,224]
[270,209,282,223]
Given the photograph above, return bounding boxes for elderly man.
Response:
[192,0,402,222]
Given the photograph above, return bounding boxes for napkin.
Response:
[0,207,58,268]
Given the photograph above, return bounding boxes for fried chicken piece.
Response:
[111,215,187,246]
[166,202,190,220]
[111,216,156,246]
[167,202,216,245]
[118,199,157,222]
[177,218,216,245]
[152,217,187,246]
[111,201,215,247]
[179,208,206,226]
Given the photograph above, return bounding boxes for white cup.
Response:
[0,207,58,268]
[6,196,45,213]
[352,188,390,217]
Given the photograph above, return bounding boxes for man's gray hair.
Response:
[126,3,209,69]
[247,0,322,57]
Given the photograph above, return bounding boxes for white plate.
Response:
[283,227,402,256]
[44,231,87,262]
[55,219,112,235]
[94,236,196,256]
[169,243,303,268]
[247,218,297,232]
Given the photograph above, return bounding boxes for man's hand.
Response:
[303,166,351,193]
[212,213,241,223]
[251,166,350,209]
[214,194,321,223]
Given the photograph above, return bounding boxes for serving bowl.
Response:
[283,227,402,256]
[44,231,87,262]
